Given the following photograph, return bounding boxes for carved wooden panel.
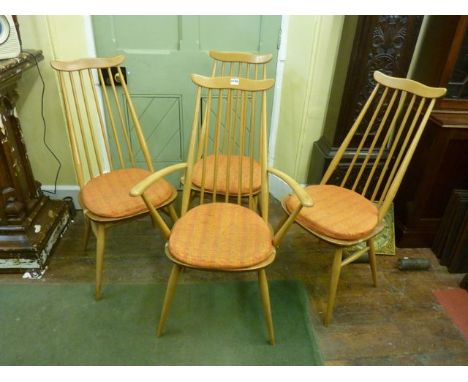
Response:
[308,16,423,186]
[0,91,38,223]
[335,15,423,146]
[0,51,70,271]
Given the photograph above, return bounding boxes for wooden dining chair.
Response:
[51,56,178,300]
[283,71,446,326]
[186,51,273,209]
[130,74,312,345]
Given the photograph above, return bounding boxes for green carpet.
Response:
[0,280,322,365]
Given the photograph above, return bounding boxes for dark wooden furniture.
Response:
[308,15,423,185]
[395,16,468,247]
[461,274,468,290]
[432,189,468,273]
[0,50,70,271]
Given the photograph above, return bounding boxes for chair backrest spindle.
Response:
[182,75,274,219]
[88,68,113,170]
[78,70,103,175]
[204,50,272,208]
[321,71,446,223]
[51,55,155,187]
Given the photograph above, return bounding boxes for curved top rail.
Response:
[209,50,273,64]
[50,55,125,72]
[191,74,275,92]
[374,71,447,98]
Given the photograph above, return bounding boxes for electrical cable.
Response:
[23,50,61,195]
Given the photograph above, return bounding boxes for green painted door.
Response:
[92,16,281,185]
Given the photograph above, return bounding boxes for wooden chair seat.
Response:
[192,155,262,195]
[168,202,274,270]
[283,185,379,241]
[81,168,174,219]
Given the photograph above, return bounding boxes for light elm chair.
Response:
[51,56,178,299]
[283,71,446,325]
[185,50,274,211]
[131,74,312,344]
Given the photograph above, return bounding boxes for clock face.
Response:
[0,16,11,45]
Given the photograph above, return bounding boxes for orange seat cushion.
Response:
[284,185,379,241]
[168,203,274,270]
[192,155,261,195]
[81,168,174,218]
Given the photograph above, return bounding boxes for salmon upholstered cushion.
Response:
[284,184,379,241]
[192,155,261,195]
[81,168,174,218]
[168,203,274,270]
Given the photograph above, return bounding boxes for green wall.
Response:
[15,15,345,190]
[16,16,91,186]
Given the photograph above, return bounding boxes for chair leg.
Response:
[157,264,181,337]
[325,248,343,326]
[167,203,178,222]
[256,194,263,216]
[250,195,259,212]
[95,223,106,301]
[367,238,378,287]
[83,215,92,251]
[258,269,275,345]
[189,190,195,207]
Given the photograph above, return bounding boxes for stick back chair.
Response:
[51,56,178,299]
[131,74,312,345]
[186,51,273,208]
[283,71,446,325]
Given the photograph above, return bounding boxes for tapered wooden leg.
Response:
[189,190,195,207]
[83,215,92,251]
[167,203,178,222]
[256,194,263,216]
[157,264,181,337]
[95,223,106,301]
[258,269,275,345]
[367,238,378,287]
[325,248,343,326]
[249,194,259,212]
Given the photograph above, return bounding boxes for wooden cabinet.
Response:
[0,50,70,271]
[395,16,468,247]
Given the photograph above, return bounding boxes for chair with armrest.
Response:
[131,74,312,345]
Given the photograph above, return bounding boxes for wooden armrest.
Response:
[130,163,188,197]
[267,167,313,207]
[267,167,312,247]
